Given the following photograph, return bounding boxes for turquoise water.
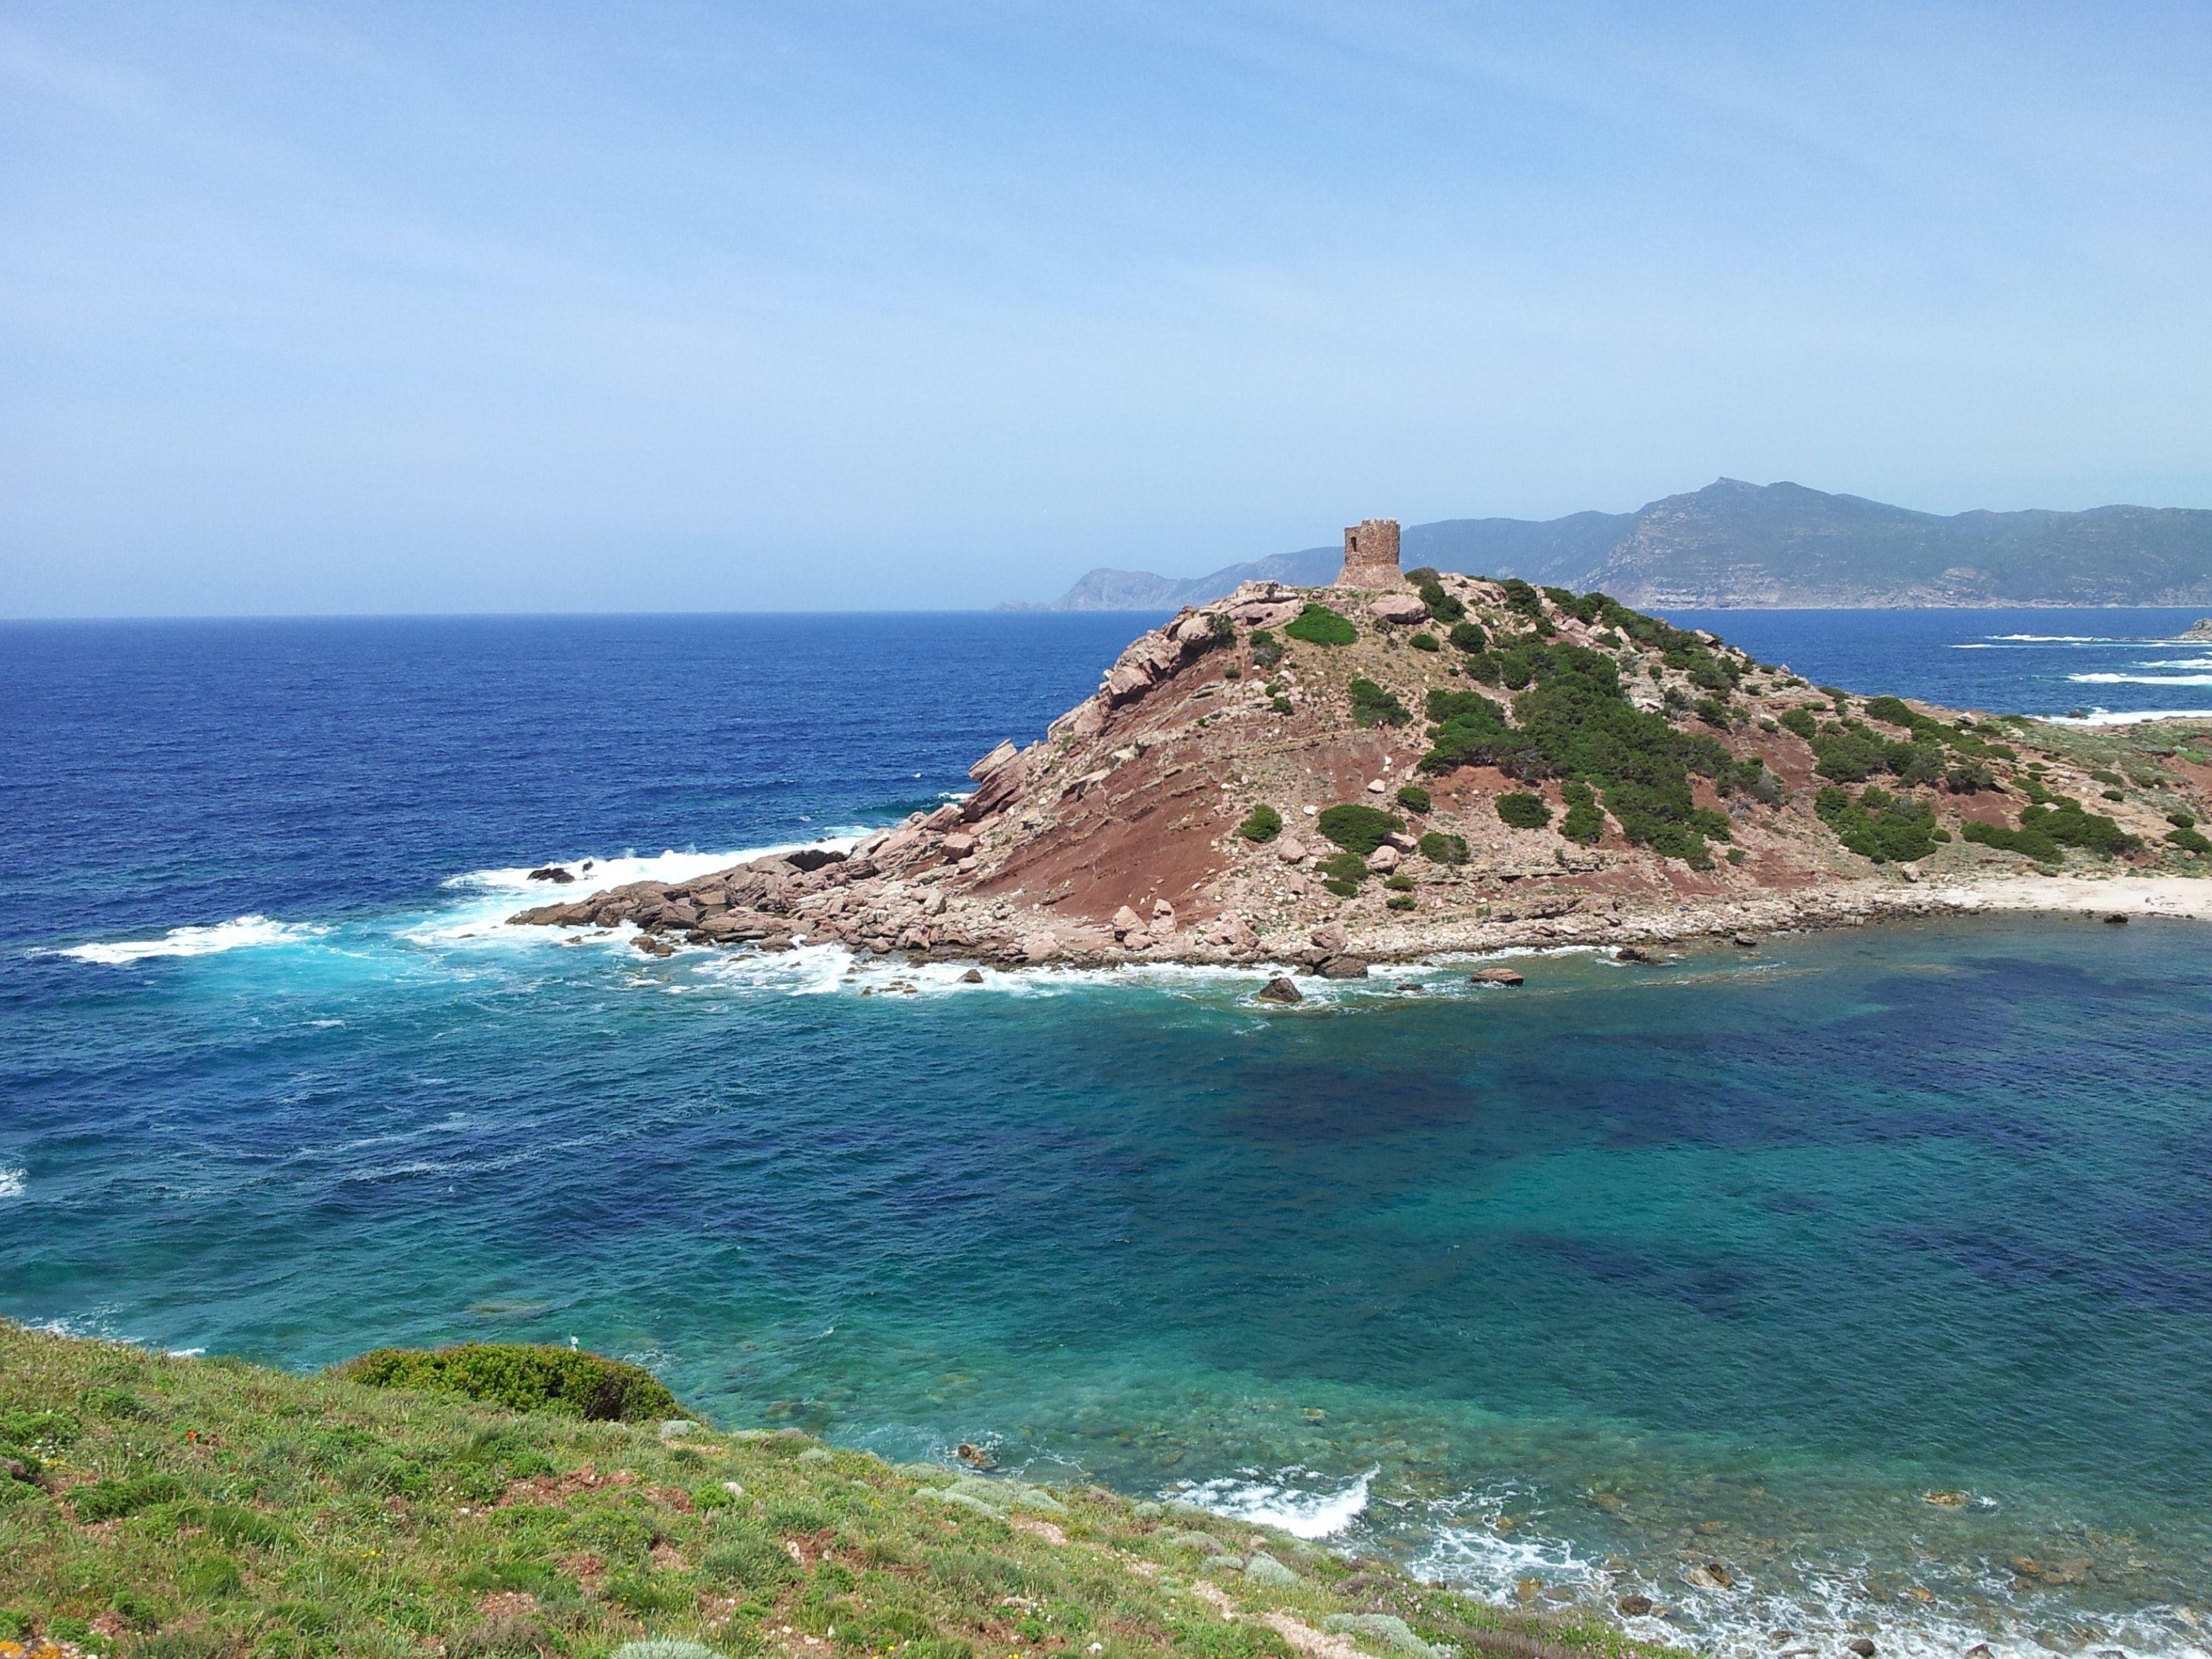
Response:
[5,615,2211,1658]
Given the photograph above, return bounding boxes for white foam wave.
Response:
[60,915,327,965]
[1986,633,2116,642]
[445,834,868,901]
[0,1166,24,1200]
[2043,708,2212,728]
[2133,657,2212,669]
[1168,1467,1375,1539]
[2067,672,2212,687]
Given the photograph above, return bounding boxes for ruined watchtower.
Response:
[1336,518,1403,588]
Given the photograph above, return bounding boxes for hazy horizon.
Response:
[5,3,2209,618]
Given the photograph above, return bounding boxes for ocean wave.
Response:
[2065,672,2212,687]
[1986,633,2118,642]
[0,1166,24,1200]
[1168,1466,1375,1539]
[2043,708,2212,728]
[59,915,328,966]
[445,834,869,900]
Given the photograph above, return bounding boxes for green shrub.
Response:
[1317,851,1368,897]
[1395,785,1431,813]
[1946,760,1995,793]
[1386,895,1416,911]
[1816,785,1940,863]
[1694,697,1733,729]
[1417,581,1465,623]
[1248,629,1284,669]
[1447,620,1488,654]
[1409,632,1440,653]
[2090,768,2125,786]
[333,1344,680,1423]
[1284,604,1355,647]
[1863,695,1918,729]
[1963,799,2137,863]
[702,1521,799,1590]
[1347,678,1411,728]
[1811,726,1888,783]
[2167,811,2196,829]
[1269,695,1293,715]
[1496,793,1551,830]
[1416,831,1468,865]
[1383,874,1414,892]
[1237,804,1283,843]
[2167,826,2212,855]
[1315,804,1403,855]
[1560,779,1605,845]
[1778,707,1819,740]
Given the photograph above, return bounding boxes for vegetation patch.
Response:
[1284,604,1356,647]
[1409,632,1441,653]
[1815,785,1942,863]
[1248,628,1284,670]
[1496,793,1551,830]
[1395,785,1431,813]
[1347,677,1412,729]
[1447,621,1488,655]
[1315,804,1404,856]
[1237,804,1283,843]
[1416,830,1469,865]
[1317,850,1370,897]
[1560,779,1605,845]
[1963,796,2138,864]
[333,1344,680,1423]
[1416,644,1735,867]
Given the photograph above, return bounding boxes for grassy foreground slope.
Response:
[0,1326,1666,1659]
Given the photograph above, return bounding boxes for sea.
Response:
[3,607,2209,1659]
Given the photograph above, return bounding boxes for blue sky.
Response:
[3,2,2209,615]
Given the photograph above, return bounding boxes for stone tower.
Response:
[1336,518,1402,588]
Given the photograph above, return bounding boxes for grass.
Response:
[0,1326,1671,1659]
[1283,606,1355,647]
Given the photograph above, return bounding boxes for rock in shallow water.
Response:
[1256,976,1303,1004]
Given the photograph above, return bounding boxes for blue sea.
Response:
[4,608,2210,1659]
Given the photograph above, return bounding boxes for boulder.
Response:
[1469,966,1524,986]
[527,865,576,884]
[1370,592,1429,625]
[943,832,979,861]
[1368,844,1401,873]
[1103,663,1153,706]
[960,968,985,983]
[968,740,1019,781]
[785,847,846,873]
[1256,976,1303,1004]
[1046,697,1107,743]
[1112,905,1144,939]
[632,936,675,958]
[1318,954,1370,979]
[1617,1595,1654,1617]
[1021,934,1061,964]
[1276,837,1307,864]
[922,803,964,832]
[1846,1642,1876,1658]
[1732,933,1758,947]
[1384,832,1418,852]
[920,888,947,917]
[1151,897,1176,928]
[1311,923,1349,952]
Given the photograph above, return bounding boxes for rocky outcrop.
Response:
[508,572,2212,972]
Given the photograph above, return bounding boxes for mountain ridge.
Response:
[1021,479,2212,610]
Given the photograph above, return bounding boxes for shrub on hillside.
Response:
[1284,604,1356,647]
[1778,707,1819,740]
[1395,784,1431,813]
[1448,620,1488,654]
[1497,793,1551,830]
[1560,779,1605,845]
[1237,804,1283,843]
[1318,850,1369,897]
[1315,804,1402,855]
[1416,830,1469,865]
[1347,677,1411,728]
[335,1345,680,1423]
[1816,785,1940,863]
[1248,628,1284,669]
[1410,632,1441,652]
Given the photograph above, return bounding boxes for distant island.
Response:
[1016,478,2212,611]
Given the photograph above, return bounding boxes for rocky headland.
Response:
[511,571,2212,977]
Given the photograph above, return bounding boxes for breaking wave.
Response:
[1168,1466,1376,1539]
[59,915,327,966]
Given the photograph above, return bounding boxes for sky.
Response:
[3,2,2209,616]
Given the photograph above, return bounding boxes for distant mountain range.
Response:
[1021,479,2212,610]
